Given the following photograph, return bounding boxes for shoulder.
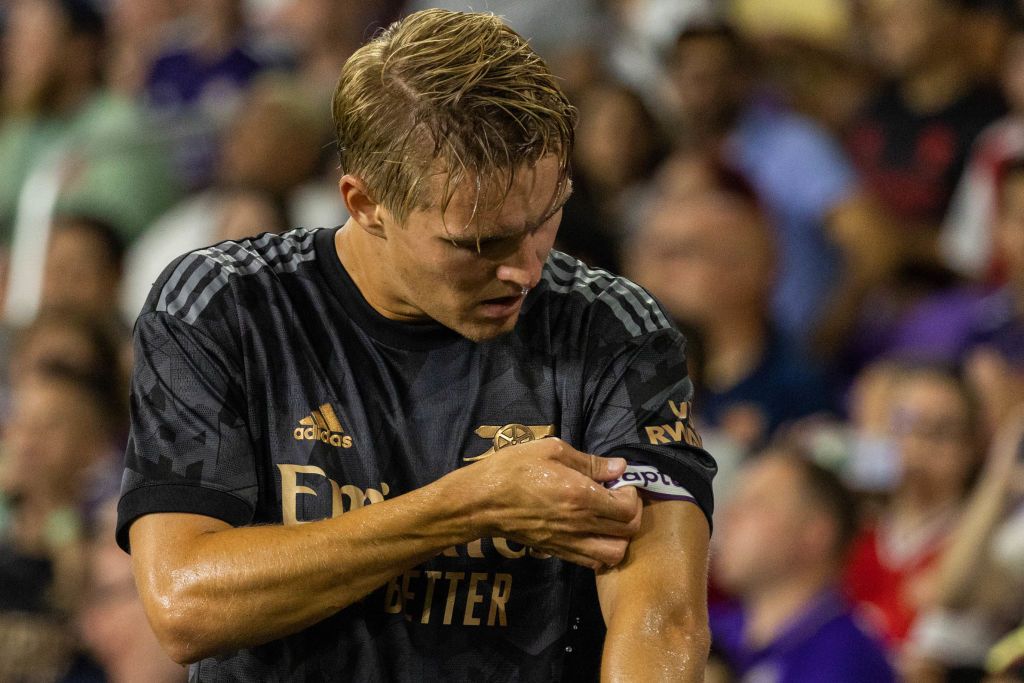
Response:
[143,227,319,325]
[529,250,675,343]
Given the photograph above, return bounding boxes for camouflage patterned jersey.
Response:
[116,226,716,682]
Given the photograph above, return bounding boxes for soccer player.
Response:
[117,9,717,681]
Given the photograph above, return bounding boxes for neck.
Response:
[702,313,768,391]
[900,59,971,114]
[335,221,419,322]
[744,570,835,648]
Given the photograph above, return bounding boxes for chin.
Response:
[452,315,520,343]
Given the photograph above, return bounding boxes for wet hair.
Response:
[332,9,577,225]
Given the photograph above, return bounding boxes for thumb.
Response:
[556,446,627,482]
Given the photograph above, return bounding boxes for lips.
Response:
[478,293,525,319]
[483,295,520,306]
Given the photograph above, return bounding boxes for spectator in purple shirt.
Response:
[710,449,896,682]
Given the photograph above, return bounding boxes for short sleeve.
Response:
[116,311,257,551]
[582,325,717,529]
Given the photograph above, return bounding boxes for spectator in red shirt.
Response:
[844,363,981,657]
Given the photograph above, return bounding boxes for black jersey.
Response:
[116,227,716,682]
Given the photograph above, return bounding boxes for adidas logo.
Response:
[294,403,353,448]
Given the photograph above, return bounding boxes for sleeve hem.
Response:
[116,484,254,553]
[605,445,715,535]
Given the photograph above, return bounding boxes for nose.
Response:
[496,234,546,291]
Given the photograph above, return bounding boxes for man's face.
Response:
[2,377,104,498]
[669,35,740,133]
[715,456,816,595]
[889,374,975,503]
[372,155,569,341]
[41,223,120,317]
[624,193,771,325]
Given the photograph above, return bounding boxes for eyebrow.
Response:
[448,182,575,247]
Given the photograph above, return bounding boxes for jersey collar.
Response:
[314,227,464,351]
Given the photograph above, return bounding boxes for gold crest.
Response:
[464,423,555,461]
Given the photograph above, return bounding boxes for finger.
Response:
[562,535,630,568]
[551,443,626,482]
[539,535,630,570]
[579,482,641,523]
[576,504,644,538]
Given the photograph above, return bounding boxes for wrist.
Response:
[431,465,495,541]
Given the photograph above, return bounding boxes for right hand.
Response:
[458,437,643,571]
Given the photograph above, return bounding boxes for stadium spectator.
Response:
[79,499,185,683]
[213,186,290,244]
[8,307,123,374]
[267,0,399,104]
[844,363,981,661]
[0,362,123,682]
[562,80,669,269]
[0,0,180,244]
[906,407,1024,678]
[41,214,126,325]
[601,0,717,102]
[665,21,890,350]
[573,82,668,227]
[943,21,1024,281]
[142,0,267,190]
[5,307,128,423]
[848,0,1006,261]
[0,0,180,324]
[145,0,263,115]
[624,187,832,450]
[104,0,183,97]
[121,76,326,319]
[711,449,896,682]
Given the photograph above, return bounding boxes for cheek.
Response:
[932,445,973,484]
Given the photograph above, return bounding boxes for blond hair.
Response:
[332,9,577,223]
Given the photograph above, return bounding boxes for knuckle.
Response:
[609,544,627,565]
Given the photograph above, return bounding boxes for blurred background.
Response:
[1,0,1023,681]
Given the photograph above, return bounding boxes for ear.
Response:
[339,174,387,239]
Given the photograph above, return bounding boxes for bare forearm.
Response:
[596,501,711,683]
[132,440,641,664]
[132,472,482,662]
[602,612,710,682]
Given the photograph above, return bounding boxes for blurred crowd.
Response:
[1,0,1023,681]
